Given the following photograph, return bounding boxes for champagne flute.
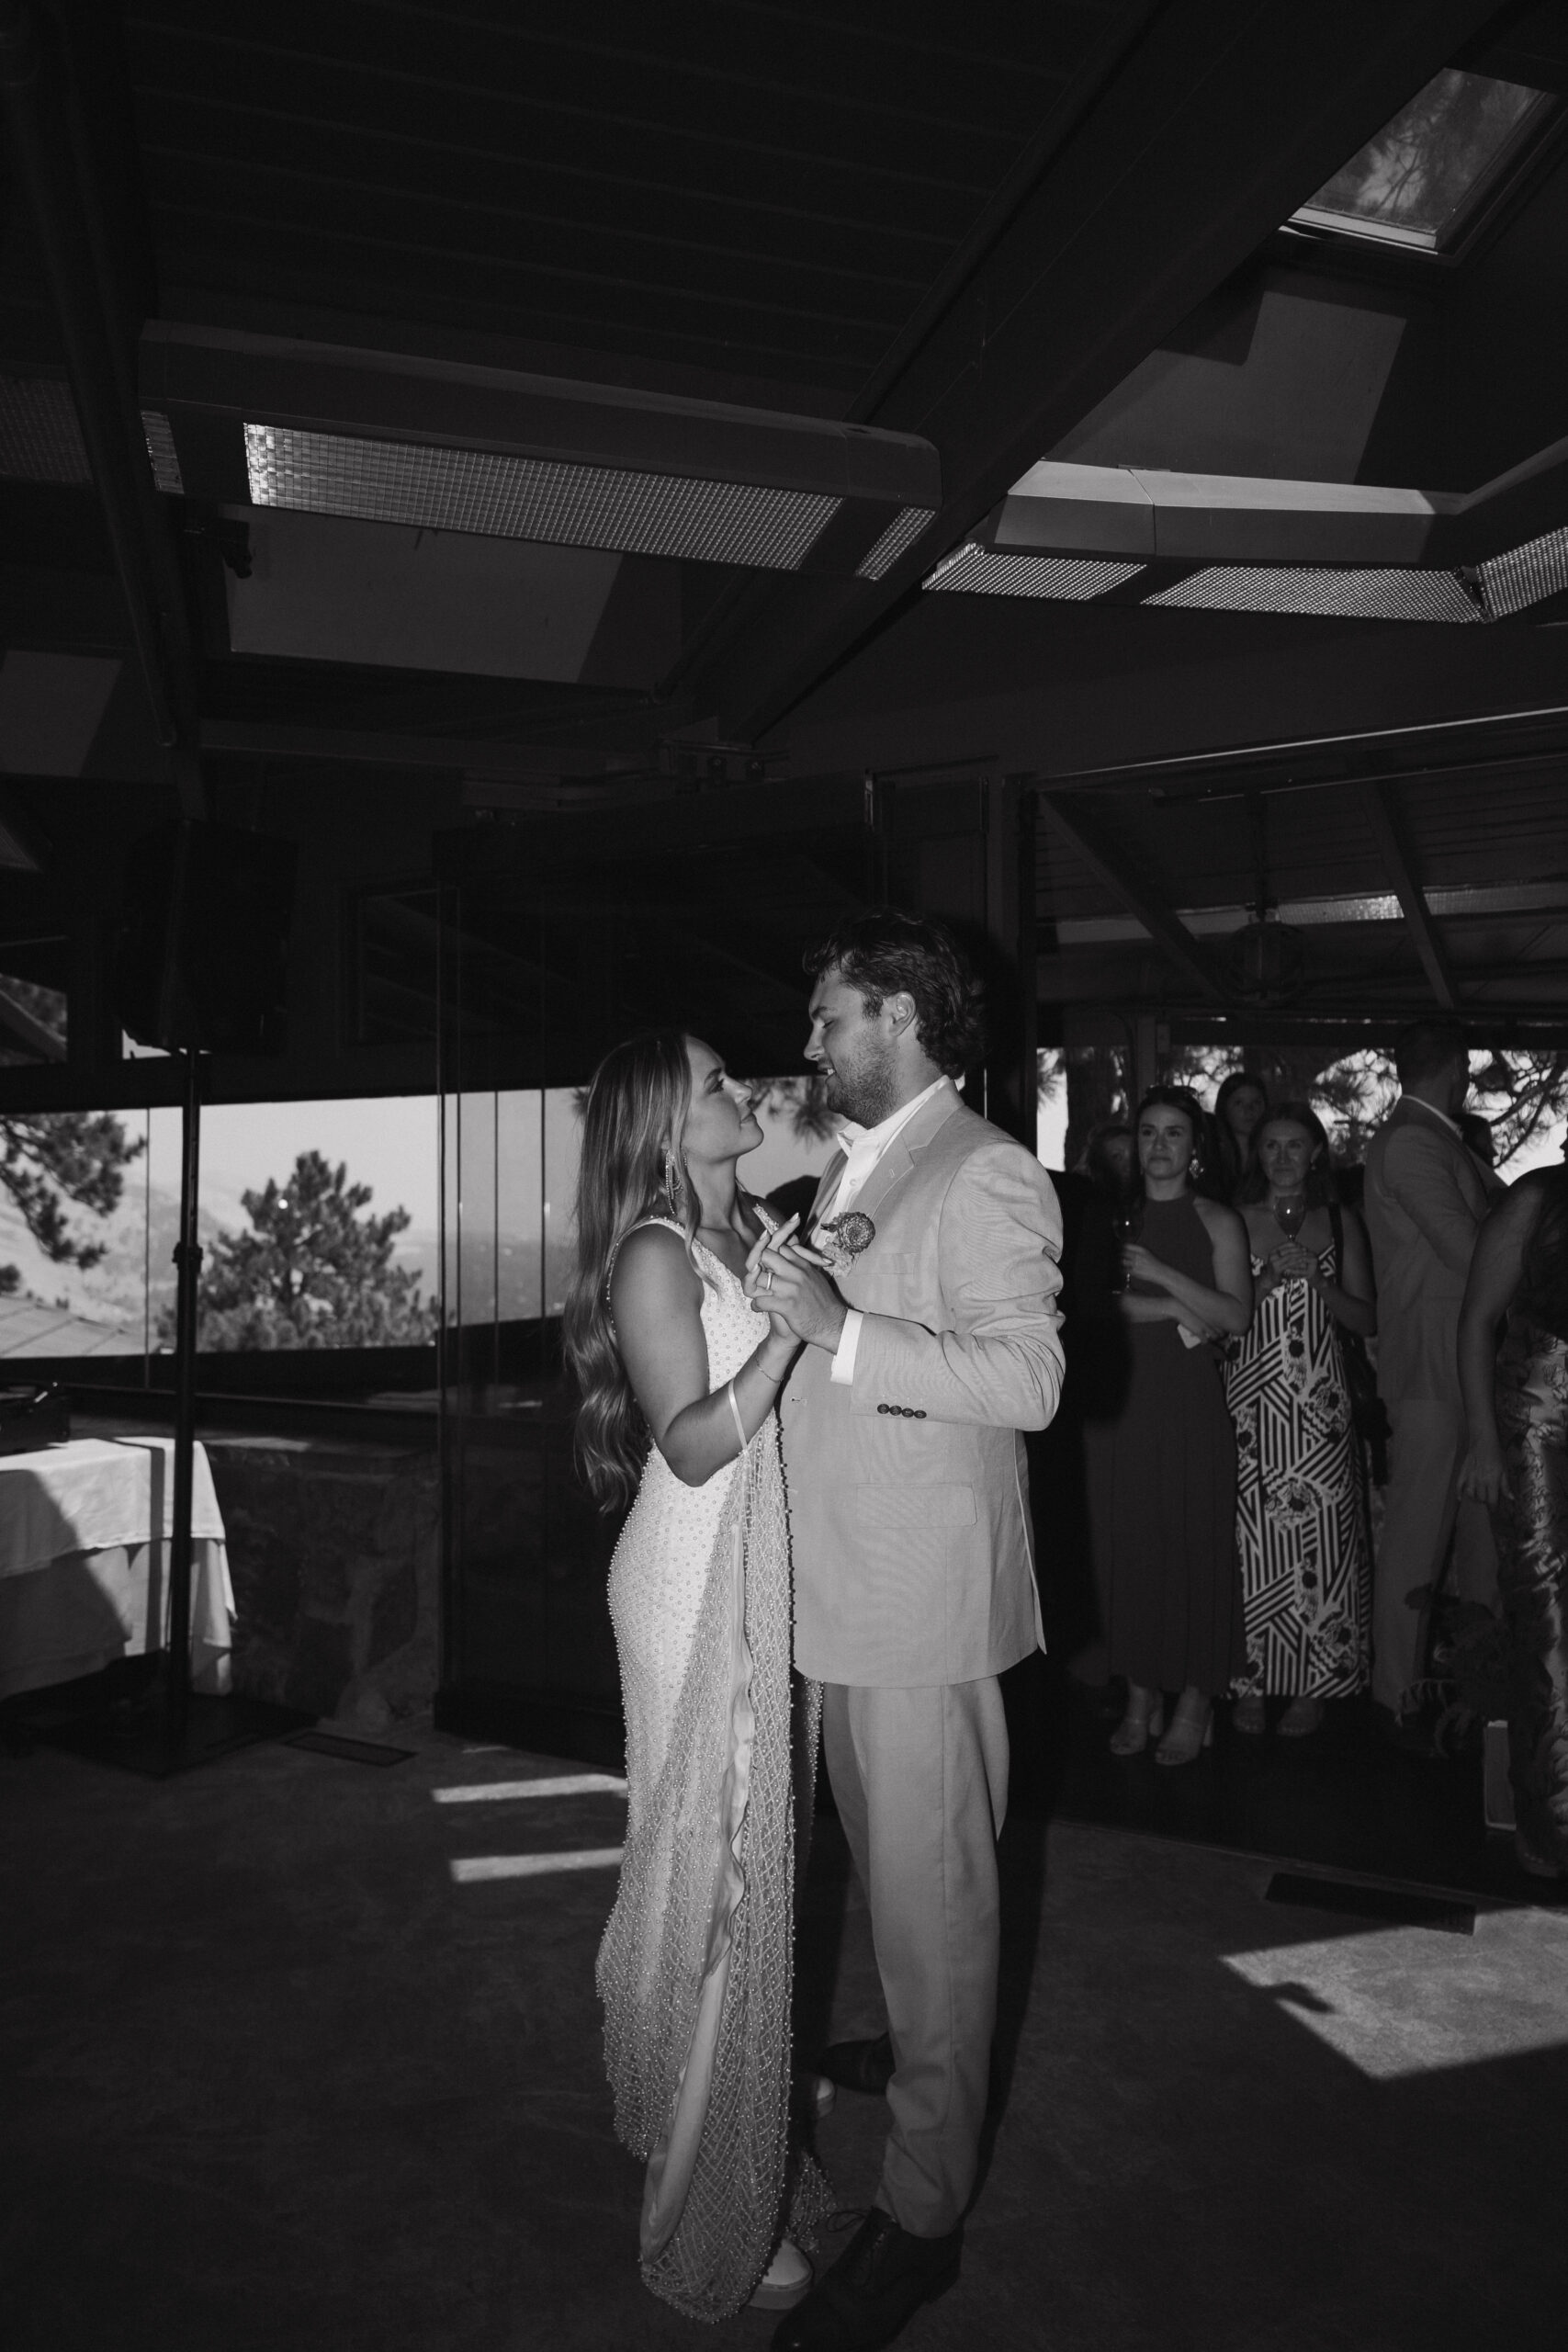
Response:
[1112,1207,1137,1291]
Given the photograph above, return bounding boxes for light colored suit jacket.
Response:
[1363,1096,1500,1406]
[778,1080,1064,1687]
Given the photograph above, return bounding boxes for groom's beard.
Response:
[825,1047,900,1129]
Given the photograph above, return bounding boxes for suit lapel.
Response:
[808,1150,846,1227]
[839,1080,964,1233]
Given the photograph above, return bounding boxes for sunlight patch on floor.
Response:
[1224,1905,1568,2077]
[450,1848,625,1883]
[434,1774,627,1804]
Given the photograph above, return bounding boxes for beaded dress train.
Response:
[597,1224,827,2319]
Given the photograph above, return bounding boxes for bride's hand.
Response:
[744,1218,805,1348]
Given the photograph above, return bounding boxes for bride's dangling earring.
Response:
[663,1145,684,1206]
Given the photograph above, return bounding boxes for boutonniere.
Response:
[814,1210,876,1276]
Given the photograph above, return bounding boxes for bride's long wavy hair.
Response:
[563,1029,707,1511]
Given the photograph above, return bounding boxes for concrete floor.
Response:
[3,1719,1563,2352]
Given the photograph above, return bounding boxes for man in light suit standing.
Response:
[1364,1017,1501,1729]
[747,911,1064,2352]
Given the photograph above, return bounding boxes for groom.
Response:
[751,910,1064,2352]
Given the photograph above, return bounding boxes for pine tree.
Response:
[0,1111,143,1269]
[172,1149,435,1351]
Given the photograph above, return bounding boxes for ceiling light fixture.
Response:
[857,503,939,580]
[139,325,941,580]
[1143,565,1484,624]
[1480,524,1568,619]
[243,423,840,571]
[925,546,1145,599]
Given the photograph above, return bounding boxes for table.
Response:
[0,1436,233,1702]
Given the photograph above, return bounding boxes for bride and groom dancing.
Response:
[563,910,1064,2348]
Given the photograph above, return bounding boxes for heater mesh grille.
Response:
[243,423,840,569]
[856,503,938,580]
[1481,525,1568,618]
[1142,564,1484,624]
[0,377,89,485]
[924,544,1145,598]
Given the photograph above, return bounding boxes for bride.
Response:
[563,1028,828,2320]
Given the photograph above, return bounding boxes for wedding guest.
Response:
[1363,1020,1501,1736]
[1084,1086,1252,1765]
[1226,1104,1375,1736]
[1214,1070,1269,1198]
[1079,1118,1135,1202]
[1458,1166,1568,1879]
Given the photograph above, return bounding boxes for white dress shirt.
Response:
[818,1075,951,1385]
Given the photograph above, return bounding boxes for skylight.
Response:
[1291,68,1555,252]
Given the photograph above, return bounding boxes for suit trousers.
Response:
[822,1675,1009,2237]
[1373,1398,1500,1712]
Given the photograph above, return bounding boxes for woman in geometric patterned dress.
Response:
[1226,1102,1376,1736]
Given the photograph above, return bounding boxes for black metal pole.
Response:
[164,1045,203,1753]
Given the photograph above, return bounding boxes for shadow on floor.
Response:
[1001,1650,1568,1908]
[4,1714,1565,2351]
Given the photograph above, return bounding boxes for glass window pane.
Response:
[1292,69,1552,250]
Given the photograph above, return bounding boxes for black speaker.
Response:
[118,819,298,1056]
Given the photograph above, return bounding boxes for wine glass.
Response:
[1112,1207,1137,1291]
[1273,1194,1306,1241]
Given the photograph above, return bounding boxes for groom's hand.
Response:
[744,1239,848,1352]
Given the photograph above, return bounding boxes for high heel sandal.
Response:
[1155,1697,1213,1768]
[1278,1695,1325,1738]
[1232,1690,1267,1736]
[1110,1690,1165,1757]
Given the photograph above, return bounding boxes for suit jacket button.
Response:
[876,1402,889,1414]
[915,1409,926,1419]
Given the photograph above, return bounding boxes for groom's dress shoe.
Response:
[818,2031,894,2096]
[772,2211,961,2351]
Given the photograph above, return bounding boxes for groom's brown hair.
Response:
[805,909,985,1077]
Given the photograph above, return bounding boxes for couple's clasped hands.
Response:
[743,1214,848,1353]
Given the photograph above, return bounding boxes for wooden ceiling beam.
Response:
[1041,791,1234,1006]
[692,0,1503,740]
[1359,780,1461,1010]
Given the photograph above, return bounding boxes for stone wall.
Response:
[203,1432,439,1730]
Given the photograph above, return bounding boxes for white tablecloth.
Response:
[0,1438,233,1702]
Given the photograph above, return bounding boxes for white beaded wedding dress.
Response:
[597,1223,827,2319]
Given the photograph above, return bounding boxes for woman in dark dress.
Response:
[1085,1087,1253,1765]
[1458,1165,1568,1879]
